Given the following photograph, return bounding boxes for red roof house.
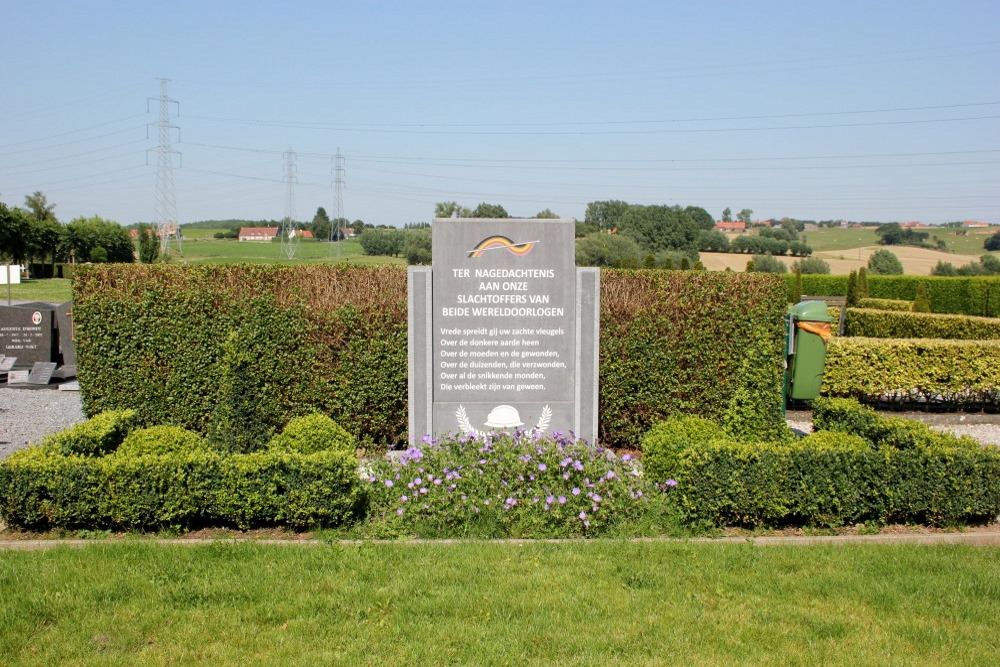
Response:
[238,226,280,241]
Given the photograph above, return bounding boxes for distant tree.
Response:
[434,201,472,219]
[403,229,432,265]
[351,220,366,235]
[23,191,57,222]
[749,254,786,273]
[931,260,958,276]
[534,208,559,219]
[642,253,657,269]
[912,283,931,313]
[698,229,730,252]
[312,207,331,240]
[737,208,753,225]
[791,256,830,274]
[136,224,160,264]
[981,254,1000,274]
[62,216,134,263]
[28,217,64,273]
[575,232,643,268]
[0,203,32,264]
[876,223,929,247]
[721,207,732,223]
[867,249,903,275]
[575,221,599,238]
[617,204,700,257]
[469,202,509,218]
[684,206,715,231]
[584,200,631,230]
[358,228,405,257]
[89,247,108,263]
[679,257,691,271]
[985,230,1000,251]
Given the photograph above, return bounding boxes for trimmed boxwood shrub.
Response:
[0,447,362,531]
[822,338,1000,407]
[74,265,789,449]
[640,416,727,484]
[844,308,1000,340]
[268,413,355,455]
[784,274,1000,317]
[812,397,981,450]
[116,425,211,457]
[857,298,911,311]
[40,410,137,457]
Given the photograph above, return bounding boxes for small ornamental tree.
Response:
[857,266,870,298]
[846,270,858,307]
[912,283,931,312]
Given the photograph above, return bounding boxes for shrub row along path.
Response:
[1,389,999,461]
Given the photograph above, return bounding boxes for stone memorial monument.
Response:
[409,218,599,443]
[0,301,76,383]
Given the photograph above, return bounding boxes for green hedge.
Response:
[844,308,1000,340]
[40,410,137,457]
[784,274,1000,317]
[0,447,362,531]
[857,298,911,311]
[74,266,790,449]
[670,398,1000,527]
[823,337,1000,407]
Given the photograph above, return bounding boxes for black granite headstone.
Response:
[54,301,75,367]
[0,305,56,367]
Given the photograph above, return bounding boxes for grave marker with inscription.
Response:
[0,305,56,367]
[409,218,599,442]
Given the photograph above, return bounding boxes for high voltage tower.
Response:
[280,148,299,260]
[148,78,182,257]
[331,148,345,259]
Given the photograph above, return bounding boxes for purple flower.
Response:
[558,496,567,504]
[368,475,377,483]
[396,508,404,515]
[504,497,517,508]
[563,473,570,480]
[419,487,428,494]
[401,495,408,502]
[666,479,678,487]
[606,470,617,480]
[579,511,587,520]
[573,461,584,471]
[572,488,580,496]
[384,480,394,488]
[414,477,422,485]
[546,495,555,504]
[593,494,602,503]
[538,463,548,472]
[434,478,442,485]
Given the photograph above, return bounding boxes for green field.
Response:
[801,226,998,257]
[0,541,996,664]
[3,278,72,303]
[174,237,404,266]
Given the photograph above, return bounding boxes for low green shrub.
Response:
[783,274,1000,316]
[812,397,981,450]
[857,298,911,311]
[116,425,211,457]
[822,338,1000,408]
[794,430,870,451]
[0,447,361,531]
[268,413,355,455]
[363,431,664,538]
[640,416,726,484]
[40,410,137,457]
[844,308,1000,340]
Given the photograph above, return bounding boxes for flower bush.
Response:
[363,431,670,538]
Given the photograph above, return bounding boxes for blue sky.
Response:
[2,1,998,226]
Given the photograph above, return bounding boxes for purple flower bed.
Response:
[364,431,672,538]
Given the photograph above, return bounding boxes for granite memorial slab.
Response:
[409,218,599,443]
[0,305,56,367]
[6,370,29,384]
[27,361,58,385]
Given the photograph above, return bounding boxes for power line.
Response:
[280,149,299,259]
[148,78,182,257]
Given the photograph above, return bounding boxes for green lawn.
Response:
[0,541,997,664]
[2,278,72,303]
[173,238,404,266]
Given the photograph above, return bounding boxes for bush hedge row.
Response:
[669,398,999,527]
[844,308,1000,340]
[822,337,1000,407]
[857,298,911,311]
[0,412,363,531]
[74,265,790,449]
[784,274,1000,317]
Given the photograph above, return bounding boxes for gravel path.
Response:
[0,390,997,460]
[0,388,86,459]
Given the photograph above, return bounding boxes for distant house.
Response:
[962,221,990,229]
[901,221,930,229]
[289,229,314,239]
[129,223,180,240]
[713,221,746,232]
[238,226,280,242]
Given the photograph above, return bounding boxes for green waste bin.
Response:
[785,301,835,402]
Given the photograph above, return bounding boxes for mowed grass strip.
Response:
[1,542,997,664]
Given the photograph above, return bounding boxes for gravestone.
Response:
[0,305,56,368]
[27,361,58,385]
[409,218,599,442]
[54,302,76,368]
